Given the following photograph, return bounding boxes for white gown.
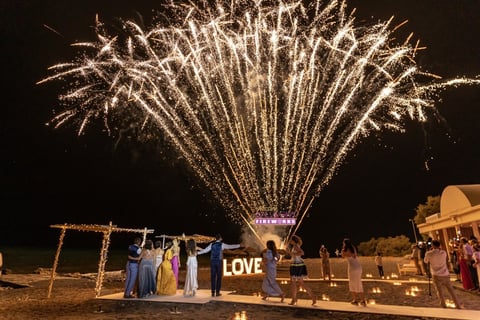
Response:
[183,254,198,296]
[347,255,363,292]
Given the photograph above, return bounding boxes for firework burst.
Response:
[38,0,479,242]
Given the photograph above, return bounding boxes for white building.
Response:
[418,185,480,250]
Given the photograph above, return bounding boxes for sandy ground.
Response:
[1,257,479,319]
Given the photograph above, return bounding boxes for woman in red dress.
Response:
[458,239,474,290]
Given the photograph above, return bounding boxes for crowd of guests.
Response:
[450,236,480,292]
[123,234,241,299]
[258,236,365,306]
[123,233,480,310]
[302,235,476,308]
[261,234,480,309]
[124,237,190,298]
[411,235,480,294]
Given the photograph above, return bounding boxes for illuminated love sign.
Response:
[223,257,263,276]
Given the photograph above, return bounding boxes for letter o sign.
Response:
[231,258,244,275]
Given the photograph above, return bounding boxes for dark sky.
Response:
[1,0,480,256]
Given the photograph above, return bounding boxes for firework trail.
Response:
[38,0,479,244]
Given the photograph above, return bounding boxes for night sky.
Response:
[1,0,480,256]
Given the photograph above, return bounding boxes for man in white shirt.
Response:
[424,240,463,309]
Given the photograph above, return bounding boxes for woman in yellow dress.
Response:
[156,241,177,295]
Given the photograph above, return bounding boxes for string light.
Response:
[47,222,154,298]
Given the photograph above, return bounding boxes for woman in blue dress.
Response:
[137,239,157,298]
[261,240,284,302]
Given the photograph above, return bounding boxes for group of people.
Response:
[125,232,477,310]
[258,235,315,305]
[122,234,368,306]
[124,233,242,299]
[320,242,383,282]
[410,235,480,308]
[263,235,473,309]
[450,236,480,292]
[259,236,363,306]
[124,237,182,298]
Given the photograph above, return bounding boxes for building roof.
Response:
[440,184,480,217]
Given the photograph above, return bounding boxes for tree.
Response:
[357,235,411,256]
[413,195,440,225]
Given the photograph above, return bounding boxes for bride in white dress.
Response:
[183,239,200,296]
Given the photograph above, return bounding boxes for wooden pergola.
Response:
[48,222,154,298]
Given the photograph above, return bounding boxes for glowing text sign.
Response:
[223,257,263,276]
[254,218,296,225]
[254,211,296,225]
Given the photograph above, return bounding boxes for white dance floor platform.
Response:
[98,288,480,320]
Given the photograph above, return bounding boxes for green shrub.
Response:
[357,235,412,256]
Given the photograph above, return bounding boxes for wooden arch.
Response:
[48,222,154,298]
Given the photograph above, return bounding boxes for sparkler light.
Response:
[38,0,479,243]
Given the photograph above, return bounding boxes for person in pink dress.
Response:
[171,238,181,288]
[458,237,474,290]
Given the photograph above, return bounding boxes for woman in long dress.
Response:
[341,238,366,306]
[171,238,181,288]
[137,240,156,298]
[458,238,474,290]
[154,240,164,274]
[156,242,177,295]
[261,240,284,302]
[287,235,316,305]
[183,239,199,297]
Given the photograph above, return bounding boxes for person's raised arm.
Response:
[222,242,241,250]
[296,246,305,257]
[197,243,212,255]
